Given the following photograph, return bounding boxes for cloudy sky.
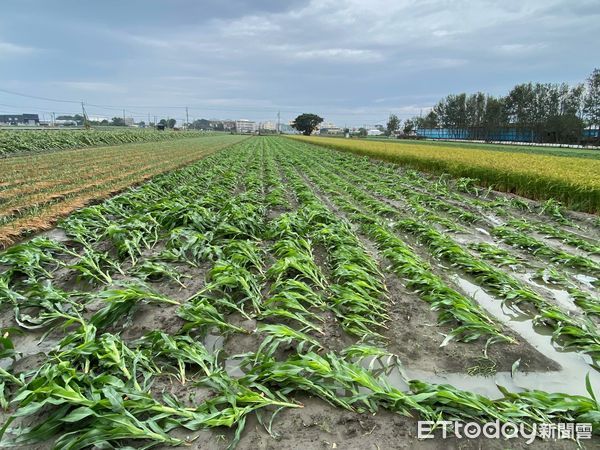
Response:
[0,0,597,126]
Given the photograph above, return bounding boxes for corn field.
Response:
[0,135,248,247]
[0,129,216,157]
[292,136,600,213]
[0,136,598,448]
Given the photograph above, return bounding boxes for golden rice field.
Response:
[290,136,600,213]
[0,134,248,247]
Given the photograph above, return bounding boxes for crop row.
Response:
[0,128,217,157]
[279,138,600,367]
[0,136,598,448]
[0,135,247,247]
[290,135,600,213]
[292,140,599,300]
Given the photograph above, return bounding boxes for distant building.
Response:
[279,123,297,134]
[319,126,343,135]
[236,119,257,134]
[54,119,77,127]
[260,121,277,131]
[223,120,236,131]
[210,119,236,131]
[583,125,599,139]
[318,121,343,135]
[0,114,39,126]
[367,129,383,136]
[124,117,135,127]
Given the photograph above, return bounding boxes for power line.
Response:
[1,88,423,124]
[0,89,420,117]
[0,88,80,104]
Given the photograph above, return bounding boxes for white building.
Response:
[236,119,257,134]
[367,129,383,136]
[260,121,277,131]
[317,120,344,135]
[320,121,336,129]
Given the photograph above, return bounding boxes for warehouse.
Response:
[0,114,40,126]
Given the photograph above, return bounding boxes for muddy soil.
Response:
[382,270,559,374]
[157,394,597,450]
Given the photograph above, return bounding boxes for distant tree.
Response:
[415,111,439,128]
[291,113,323,136]
[100,119,109,125]
[158,119,167,126]
[505,83,537,128]
[481,96,508,139]
[562,83,584,117]
[584,68,600,126]
[358,127,368,137]
[215,122,225,131]
[111,117,126,126]
[434,93,468,129]
[386,114,400,135]
[409,70,595,144]
[402,119,415,134]
[138,121,146,128]
[545,114,584,144]
[191,119,212,130]
[167,118,177,129]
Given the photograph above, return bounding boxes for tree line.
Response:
[389,68,600,144]
[55,115,177,128]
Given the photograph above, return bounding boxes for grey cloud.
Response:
[0,0,597,126]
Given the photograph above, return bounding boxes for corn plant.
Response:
[204,260,263,316]
[178,295,247,335]
[492,225,599,274]
[13,283,86,330]
[90,282,180,329]
[132,259,189,288]
[0,236,66,284]
[68,245,123,285]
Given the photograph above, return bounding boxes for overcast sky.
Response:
[0,0,598,126]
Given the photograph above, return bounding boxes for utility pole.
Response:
[123,109,126,126]
[148,113,150,126]
[277,110,280,134]
[52,112,55,127]
[81,101,89,128]
[185,107,189,131]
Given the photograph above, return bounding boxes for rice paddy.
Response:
[0,136,599,448]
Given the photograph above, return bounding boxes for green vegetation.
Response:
[0,136,598,448]
[291,135,600,213]
[0,135,247,247]
[0,128,218,157]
